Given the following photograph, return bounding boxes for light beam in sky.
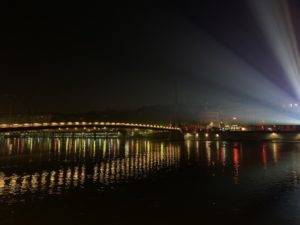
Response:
[248,0,300,101]
[150,5,300,124]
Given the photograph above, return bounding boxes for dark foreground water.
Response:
[0,138,300,225]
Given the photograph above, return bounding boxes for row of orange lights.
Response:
[0,122,181,131]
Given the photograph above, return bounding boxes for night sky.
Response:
[1,0,300,121]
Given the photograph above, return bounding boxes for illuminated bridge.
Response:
[0,122,183,140]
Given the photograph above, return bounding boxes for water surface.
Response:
[0,137,300,225]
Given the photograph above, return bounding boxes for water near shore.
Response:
[0,137,300,225]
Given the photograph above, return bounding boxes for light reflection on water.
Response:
[184,140,300,188]
[1,138,300,224]
[1,138,300,203]
[0,138,181,198]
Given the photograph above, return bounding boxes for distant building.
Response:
[199,112,220,126]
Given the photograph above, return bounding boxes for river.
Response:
[0,137,300,225]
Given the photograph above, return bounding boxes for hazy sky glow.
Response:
[1,1,300,123]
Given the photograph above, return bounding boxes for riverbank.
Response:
[185,131,300,141]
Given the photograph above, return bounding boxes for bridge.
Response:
[0,121,183,140]
[0,121,181,131]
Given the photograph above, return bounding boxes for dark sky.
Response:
[0,0,299,115]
